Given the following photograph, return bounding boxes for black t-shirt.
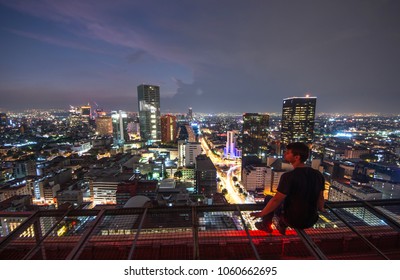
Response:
[277,167,325,228]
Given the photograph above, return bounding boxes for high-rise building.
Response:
[195,154,217,195]
[281,96,316,146]
[111,111,128,146]
[81,104,91,122]
[184,142,202,167]
[241,113,269,161]
[177,141,202,168]
[187,107,193,121]
[137,84,161,143]
[224,131,239,159]
[96,116,113,136]
[161,114,177,143]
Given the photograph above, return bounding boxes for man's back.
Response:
[277,167,325,228]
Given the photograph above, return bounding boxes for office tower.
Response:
[178,140,186,167]
[95,116,113,136]
[241,113,269,162]
[111,110,128,146]
[81,104,91,122]
[161,114,177,143]
[137,84,161,143]
[177,141,202,168]
[184,142,202,167]
[281,96,316,146]
[187,107,193,121]
[224,131,239,159]
[195,154,217,195]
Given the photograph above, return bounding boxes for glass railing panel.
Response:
[31,214,97,260]
[0,221,36,260]
[303,208,385,259]
[78,209,142,260]
[197,209,258,259]
[0,216,28,238]
[132,207,193,260]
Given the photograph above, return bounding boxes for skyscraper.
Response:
[80,104,91,123]
[137,84,161,143]
[96,116,113,136]
[241,113,269,161]
[281,96,316,146]
[224,130,239,159]
[195,154,217,195]
[161,114,177,143]
[187,107,193,121]
[111,110,128,146]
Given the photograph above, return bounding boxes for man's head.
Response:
[285,142,310,163]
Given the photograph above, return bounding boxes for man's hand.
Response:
[250,212,262,219]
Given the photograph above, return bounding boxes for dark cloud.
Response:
[126,50,147,63]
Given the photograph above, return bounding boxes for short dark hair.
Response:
[286,142,310,162]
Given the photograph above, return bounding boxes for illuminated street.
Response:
[200,136,245,203]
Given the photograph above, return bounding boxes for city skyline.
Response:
[1,0,400,114]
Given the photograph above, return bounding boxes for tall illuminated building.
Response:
[137,84,161,143]
[241,113,269,164]
[95,116,113,136]
[281,96,316,146]
[187,107,193,121]
[224,131,239,159]
[111,111,128,146]
[161,114,177,143]
[80,104,91,122]
[195,154,217,195]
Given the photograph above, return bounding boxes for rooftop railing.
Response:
[0,199,399,260]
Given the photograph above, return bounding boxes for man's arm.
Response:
[317,190,325,211]
[250,192,286,218]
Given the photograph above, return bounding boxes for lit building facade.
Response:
[137,84,161,143]
[96,116,113,136]
[178,141,202,168]
[80,105,91,121]
[187,107,193,121]
[224,130,240,159]
[241,113,269,165]
[161,114,177,143]
[281,96,316,146]
[242,165,268,192]
[184,142,202,167]
[195,155,217,195]
[111,111,129,146]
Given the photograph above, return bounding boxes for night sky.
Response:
[1,0,399,114]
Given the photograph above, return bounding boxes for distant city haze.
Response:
[1,0,399,114]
